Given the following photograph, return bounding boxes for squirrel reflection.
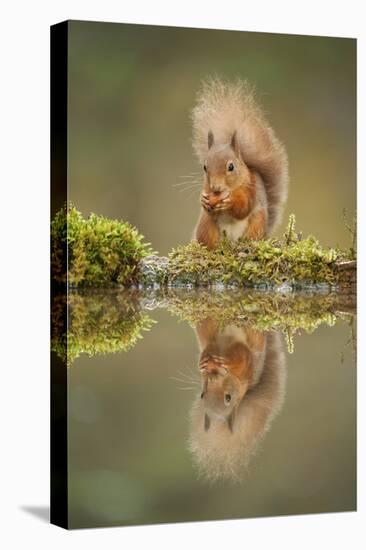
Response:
[189,319,286,482]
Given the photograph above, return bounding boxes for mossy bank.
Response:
[52,207,356,291]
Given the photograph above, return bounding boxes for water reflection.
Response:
[189,320,286,481]
[61,289,356,527]
[51,288,356,365]
[53,289,354,486]
[51,290,155,365]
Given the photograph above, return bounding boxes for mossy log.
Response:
[52,206,357,293]
[138,253,356,293]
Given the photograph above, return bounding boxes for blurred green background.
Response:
[68,21,356,256]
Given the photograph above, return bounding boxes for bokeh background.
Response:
[68,21,356,255]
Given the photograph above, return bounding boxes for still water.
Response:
[62,290,356,528]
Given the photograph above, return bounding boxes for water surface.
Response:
[60,290,356,528]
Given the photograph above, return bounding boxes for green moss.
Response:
[166,215,353,288]
[52,207,355,289]
[143,287,354,354]
[52,289,355,361]
[161,288,351,334]
[51,204,153,287]
[51,291,155,365]
[165,288,355,354]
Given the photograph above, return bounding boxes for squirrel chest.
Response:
[217,214,249,240]
[216,178,267,241]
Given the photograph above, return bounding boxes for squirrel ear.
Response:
[230,131,239,156]
[204,413,211,432]
[208,130,214,150]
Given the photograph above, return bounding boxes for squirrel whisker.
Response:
[172,180,201,188]
[179,173,201,179]
[179,184,201,193]
[173,369,194,380]
[186,189,201,201]
[170,375,200,386]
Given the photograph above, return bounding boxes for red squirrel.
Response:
[195,319,267,433]
[192,78,289,249]
[189,319,286,481]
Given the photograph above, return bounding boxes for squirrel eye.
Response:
[227,162,234,172]
[225,394,231,403]
[201,392,204,399]
[203,164,207,173]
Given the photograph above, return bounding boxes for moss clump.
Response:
[52,288,355,360]
[51,205,153,287]
[166,215,353,288]
[154,288,352,334]
[51,291,155,365]
[52,207,355,290]
[138,287,355,354]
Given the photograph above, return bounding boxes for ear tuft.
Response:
[204,413,211,432]
[230,131,239,156]
[208,130,214,150]
[227,410,235,433]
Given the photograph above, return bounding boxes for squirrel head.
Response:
[203,130,252,193]
[199,342,254,433]
[189,330,286,482]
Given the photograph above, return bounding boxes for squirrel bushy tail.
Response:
[192,78,289,233]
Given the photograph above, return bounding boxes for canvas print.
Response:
[51,20,356,529]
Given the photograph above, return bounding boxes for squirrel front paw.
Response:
[212,195,232,212]
[201,190,231,212]
[199,353,210,370]
[200,192,211,211]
